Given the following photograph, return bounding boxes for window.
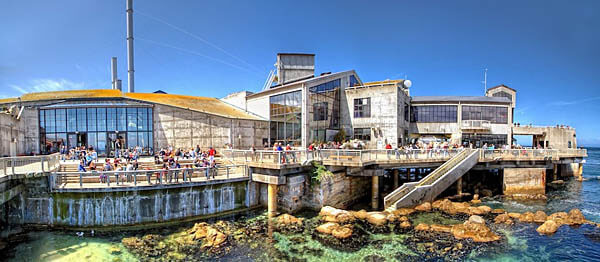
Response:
[117,108,126,131]
[55,109,66,132]
[77,108,86,132]
[354,128,371,141]
[462,133,507,147]
[107,108,116,131]
[492,91,512,101]
[308,79,341,93]
[127,107,137,131]
[87,108,97,131]
[67,109,76,132]
[349,75,360,87]
[461,106,508,124]
[269,90,302,145]
[410,105,457,123]
[404,103,409,122]
[313,102,328,121]
[354,98,371,118]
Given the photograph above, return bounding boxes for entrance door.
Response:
[107,133,117,157]
[77,133,87,148]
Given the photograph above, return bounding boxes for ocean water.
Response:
[3,147,600,262]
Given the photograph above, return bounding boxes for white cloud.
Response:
[10,79,85,94]
[549,96,600,106]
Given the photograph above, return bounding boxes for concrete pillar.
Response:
[371,176,379,210]
[457,176,463,195]
[267,184,278,218]
[393,169,399,189]
[553,164,558,180]
[578,163,584,177]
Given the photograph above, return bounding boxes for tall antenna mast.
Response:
[483,68,488,94]
[126,0,135,93]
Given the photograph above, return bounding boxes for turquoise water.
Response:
[4,148,600,261]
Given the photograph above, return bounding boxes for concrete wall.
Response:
[503,168,546,195]
[5,176,250,227]
[344,84,399,148]
[0,108,39,157]
[220,91,253,112]
[153,104,269,150]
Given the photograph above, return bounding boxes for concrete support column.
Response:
[578,163,584,177]
[371,176,379,210]
[393,169,399,189]
[553,164,558,180]
[457,176,463,195]
[267,184,278,218]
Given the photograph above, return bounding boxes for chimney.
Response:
[126,0,135,93]
[117,79,122,91]
[111,57,118,90]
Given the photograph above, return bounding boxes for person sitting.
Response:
[78,159,86,172]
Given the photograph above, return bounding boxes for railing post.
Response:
[11,158,15,175]
[107,175,110,187]
[226,166,230,179]
[80,173,83,187]
[134,171,137,185]
[41,157,45,172]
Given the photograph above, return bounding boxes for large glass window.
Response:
[39,106,153,156]
[462,106,508,124]
[269,90,302,145]
[67,109,76,132]
[354,98,371,118]
[117,108,126,131]
[354,128,371,141]
[77,108,86,132]
[410,105,457,123]
[87,108,96,131]
[462,133,507,147]
[313,102,328,121]
[349,75,360,87]
[492,91,512,101]
[127,107,137,131]
[55,109,66,132]
[309,79,341,93]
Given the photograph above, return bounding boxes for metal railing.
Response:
[478,149,556,161]
[0,153,60,176]
[49,164,248,190]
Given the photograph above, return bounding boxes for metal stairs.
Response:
[384,149,480,211]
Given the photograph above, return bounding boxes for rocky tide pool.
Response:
[3,148,600,262]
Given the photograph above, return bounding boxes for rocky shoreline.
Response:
[117,196,599,261]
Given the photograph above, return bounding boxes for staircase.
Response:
[384,149,480,211]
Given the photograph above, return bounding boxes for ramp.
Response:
[384,149,480,211]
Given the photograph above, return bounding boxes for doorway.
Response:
[67,133,87,149]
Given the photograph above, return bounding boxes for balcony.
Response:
[461,120,491,131]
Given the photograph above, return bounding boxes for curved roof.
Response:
[0,89,264,120]
[411,96,511,103]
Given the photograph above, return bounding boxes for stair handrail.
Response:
[383,148,473,209]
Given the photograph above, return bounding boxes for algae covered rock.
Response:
[277,214,303,225]
[316,222,339,235]
[533,211,547,223]
[331,225,353,239]
[450,221,500,242]
[494,214,513,225]
[392,208,416,216]
[567,209,586,225]
[519,212,535,223]
[366,212,388,226]
[468,215,485,225]
[415,223,430,231]
[415,202,432,212]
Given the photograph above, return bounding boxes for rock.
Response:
[551,180,564,185]
[536,220,561,235]
[567,209,586,225]
[316,222,339,235]
[192,223,210,240]
[492,208,506,214]
[392,208,416,216]
[451,221,501,242]
[508,213,521,219]
[319,206,355,223]
[351,209,368,220]
[109,245,122,255]
[473,194,480,200]
[415,202,432,212]
[366,212,388,226]
[471,199,482,204]
[494,214,513,225]
[430,224,452,233]
[277,214,303,225]
[399,221,412,229]
[467,207,485,215]
[519,212,535,223]
[468,215,486,224]
[398,216,409,222]
[481,189,493,197]
[432,199,445,209]
[477,205,492,214]
[331,225,353,239]
[548,212,569,225]
[202,227,227,248]
[533,211,547,223]
[415,223,430,231]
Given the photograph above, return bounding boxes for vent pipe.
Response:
[117,79,122,91]
[111,57,118,90]
[126,0,135,93]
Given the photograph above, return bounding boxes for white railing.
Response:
[50,164,248,190]
[0,153,61,176]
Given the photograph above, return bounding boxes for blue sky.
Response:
[1,1,599,146]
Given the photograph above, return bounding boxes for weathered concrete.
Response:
[0,108,39,157]
[371,176,379,209]
[503,168,545,195]
[267,184,278,218]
